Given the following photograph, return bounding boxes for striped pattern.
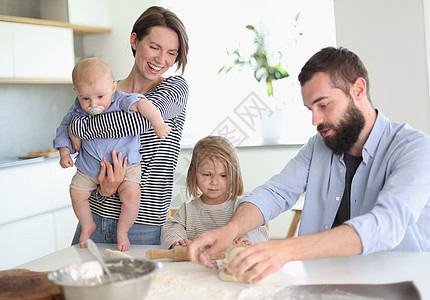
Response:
[70,76,188,226]
[161,198,269,249]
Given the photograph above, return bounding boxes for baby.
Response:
[53,57,170,251]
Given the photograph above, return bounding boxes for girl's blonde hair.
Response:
[186,136,243,201]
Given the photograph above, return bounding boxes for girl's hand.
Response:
[171,239,192,248]
[233,236,251,246]
[97,151,127,197]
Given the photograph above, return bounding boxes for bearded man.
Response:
[188,47,430,283]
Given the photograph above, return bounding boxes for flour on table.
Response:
[146,263,235,300]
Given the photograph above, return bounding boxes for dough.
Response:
[218,247,248,283]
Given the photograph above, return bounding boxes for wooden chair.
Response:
[286,199,304,238]
[286,208,302,238]
[167,208,178,219]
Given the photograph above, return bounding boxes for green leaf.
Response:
[219,17,301,96]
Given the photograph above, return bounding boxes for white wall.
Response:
[82,0,157,80]
[334,0,430,134]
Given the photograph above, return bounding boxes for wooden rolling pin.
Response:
[146,246,190,261]
[145,244,245,262]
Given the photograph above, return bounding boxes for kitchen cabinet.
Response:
[0,20,74,83]
[40,0,111,28]
[0,20,74,82]
[0,0,111,84]
[13,22,75,79]
[67,0,111,28]
[0,22,14,78]
[0,158,77,270]
[0,214,57,269]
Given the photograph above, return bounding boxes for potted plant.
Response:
[218,13,300,99]
[218,14,301,143]
[218,25,289,98]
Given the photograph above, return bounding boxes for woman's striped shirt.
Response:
[70,75,189,226]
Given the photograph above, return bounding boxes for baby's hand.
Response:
[60,155,74,168]
[153,122,171,139]
[171,239,191,248]
[233,236,251,246]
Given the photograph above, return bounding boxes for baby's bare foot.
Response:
[80,222,96,248]
[117,233,130,252]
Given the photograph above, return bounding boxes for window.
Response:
[160,0,336,146]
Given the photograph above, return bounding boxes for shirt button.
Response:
[336,197,340,201]
[324,225,329,229]
[340,169,344,173]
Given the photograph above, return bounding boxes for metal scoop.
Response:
[86,239,114,282]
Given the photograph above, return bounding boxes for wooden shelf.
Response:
[0,14,111,35]
[0,78,72,84]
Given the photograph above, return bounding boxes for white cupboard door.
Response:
[0,162,52,224]
[49,161,75,209]
[0,214,56,270]
[13,23,75,79]
[0,21,14,77]
[53,208,77,250]
[68,0,111,28]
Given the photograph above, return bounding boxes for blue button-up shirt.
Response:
[239,111,430,254]
[53,90,143,178]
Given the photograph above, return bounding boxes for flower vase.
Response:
[260,108,283,144]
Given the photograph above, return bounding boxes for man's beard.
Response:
[318,100,365,154]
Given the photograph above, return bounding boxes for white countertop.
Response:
[16,244,429,299]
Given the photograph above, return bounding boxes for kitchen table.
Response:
[16,244,429,300]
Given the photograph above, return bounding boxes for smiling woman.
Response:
[63,6,190,249]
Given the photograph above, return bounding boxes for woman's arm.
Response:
[70,76,188,140]
[146,76,189,120]
[69,111,149,140]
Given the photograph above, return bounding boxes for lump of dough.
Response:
[218,247,248,283]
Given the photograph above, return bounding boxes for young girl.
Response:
[161,136,269,249]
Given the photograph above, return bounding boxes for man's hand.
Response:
[188,226,235,269]
[97,151,128,197]
[227,240,290,283]
[227,225,363,283]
